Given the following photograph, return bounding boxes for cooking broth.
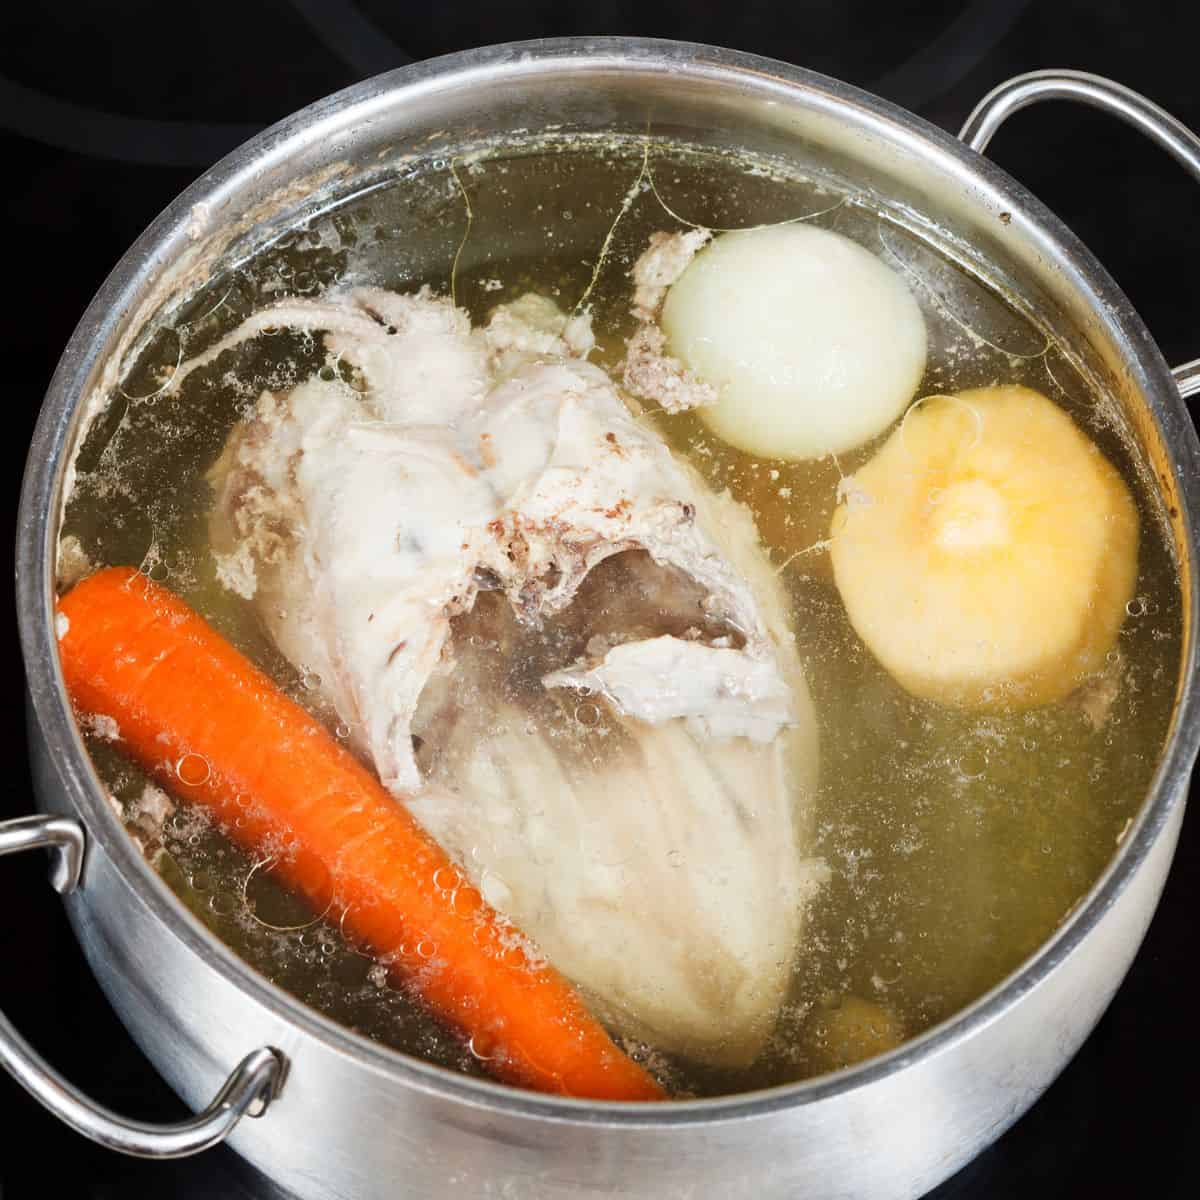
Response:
[59,136,1182,1096]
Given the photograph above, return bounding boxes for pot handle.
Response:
[959,69,1200,400]
[0,813,284,1159]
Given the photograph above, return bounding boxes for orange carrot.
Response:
[57,566,663,1101]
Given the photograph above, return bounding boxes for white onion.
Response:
[661,224,927,459]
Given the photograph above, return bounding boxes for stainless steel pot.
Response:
[7,39,1200,1200]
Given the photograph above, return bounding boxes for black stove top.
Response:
[2,3,1198,1196]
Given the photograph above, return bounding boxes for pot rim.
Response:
[17,35,1200,1127]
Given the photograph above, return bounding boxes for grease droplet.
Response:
[175,753,211,787]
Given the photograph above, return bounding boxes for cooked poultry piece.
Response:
[194,282,821,1066]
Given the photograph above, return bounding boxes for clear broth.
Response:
[61,137,1182,1096]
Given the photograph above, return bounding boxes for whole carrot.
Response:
[57,566,663,1101]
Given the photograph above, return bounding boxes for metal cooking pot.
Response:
[6,39,1200,1200]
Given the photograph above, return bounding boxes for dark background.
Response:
[2,2,1198,1196]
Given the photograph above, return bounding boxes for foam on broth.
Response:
[59,136,1182,1096]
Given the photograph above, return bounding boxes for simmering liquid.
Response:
[60,137,1181,1096]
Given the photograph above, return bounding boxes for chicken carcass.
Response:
[193,283,822,1066]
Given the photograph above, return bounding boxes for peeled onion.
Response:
[661,224,927,460]
[828,386,1138,709]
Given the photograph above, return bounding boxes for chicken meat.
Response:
[189,280,822,1066]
